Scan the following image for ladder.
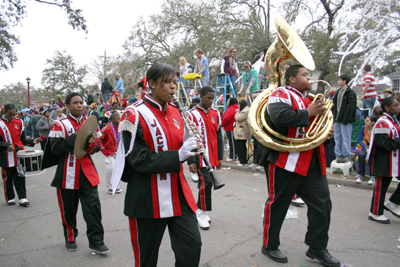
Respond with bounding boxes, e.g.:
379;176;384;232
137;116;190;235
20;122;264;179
214;74;237;111
176;81;190;106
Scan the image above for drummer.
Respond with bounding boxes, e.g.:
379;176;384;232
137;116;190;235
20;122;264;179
0;103;41;207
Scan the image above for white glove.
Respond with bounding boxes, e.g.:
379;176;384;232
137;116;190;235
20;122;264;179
179;137;198;162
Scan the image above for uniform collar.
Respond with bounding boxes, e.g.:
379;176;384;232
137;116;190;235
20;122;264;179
383;112;397;123
1;116;12;123
287;86;308;99
196;104;209;114
143;94;168;112
68;113;83;124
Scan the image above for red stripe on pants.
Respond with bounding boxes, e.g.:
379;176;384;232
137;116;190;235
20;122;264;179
263;163;276;247
198;169;206;210
129;218;140;267
2;168;7;201
56;188;74;242
373;176;382;215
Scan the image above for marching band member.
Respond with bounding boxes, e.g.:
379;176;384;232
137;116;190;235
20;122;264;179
261;65;340;266
120;63;202;266
186;86;223;230
99;112;123;194
0;104;40;206
368;97;400;224
48;92;109;253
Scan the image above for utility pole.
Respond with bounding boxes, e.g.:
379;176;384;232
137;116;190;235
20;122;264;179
99;51;111;77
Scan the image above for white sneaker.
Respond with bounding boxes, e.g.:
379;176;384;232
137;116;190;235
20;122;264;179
291;197;305;206
235;160;240;164
368;212;390;224
19;198;30;207
196;209;210;230
237;163;244;167
248;163;257;168
384;201;400;218
191;172;199;182
256;165;264;170
226;157;233;162
355;176;363;183
204;212;211;223
7;199;15;206
368;178;375;185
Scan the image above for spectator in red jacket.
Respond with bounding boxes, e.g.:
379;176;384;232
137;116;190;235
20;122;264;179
99;112;122;194
221;98;238;161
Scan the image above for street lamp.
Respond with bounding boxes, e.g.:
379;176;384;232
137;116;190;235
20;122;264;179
26;77;31;109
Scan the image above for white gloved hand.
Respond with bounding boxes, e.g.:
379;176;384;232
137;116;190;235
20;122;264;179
179;137;198;162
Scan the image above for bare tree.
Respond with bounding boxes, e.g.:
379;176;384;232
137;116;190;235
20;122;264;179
41;50;88;94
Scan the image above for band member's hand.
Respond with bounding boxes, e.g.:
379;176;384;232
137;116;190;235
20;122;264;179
33;138;42;144
179;137;198;161
361;95;365;101
88;134;96;144
327;128;334;140
7;145;14;151
189;163;197;173
307;99;325;117
216;160;222;170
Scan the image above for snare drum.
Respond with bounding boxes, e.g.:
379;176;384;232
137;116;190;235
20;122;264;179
17;150;45;176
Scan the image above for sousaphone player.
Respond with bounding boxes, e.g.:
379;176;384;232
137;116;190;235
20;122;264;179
249;17;340;267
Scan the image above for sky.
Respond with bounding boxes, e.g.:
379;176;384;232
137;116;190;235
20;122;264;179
0;0;163;89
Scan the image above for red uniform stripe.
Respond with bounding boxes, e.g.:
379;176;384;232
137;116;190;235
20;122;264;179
198;169;206;210
151;174;160;218
56;188;74;242
2;168;8;201
74;160;80;190
263;163;275;247
373;176;382;215
171;172;181;216
128;217;141;267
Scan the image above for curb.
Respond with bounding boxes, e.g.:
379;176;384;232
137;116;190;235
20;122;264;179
221;163;398;194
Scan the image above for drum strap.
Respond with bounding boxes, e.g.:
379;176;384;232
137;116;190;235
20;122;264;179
0;120;16;167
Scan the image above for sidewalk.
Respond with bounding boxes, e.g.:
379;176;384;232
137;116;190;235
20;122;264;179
221;161;399;194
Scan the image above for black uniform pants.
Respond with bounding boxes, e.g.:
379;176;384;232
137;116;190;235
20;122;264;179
4;166;26;201
56;172;104;245
197;167;212;211
263;161;332;250
128;203;201;267
370;176;400;215
235;139;248;164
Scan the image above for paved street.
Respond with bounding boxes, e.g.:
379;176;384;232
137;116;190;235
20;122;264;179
1;144;399;267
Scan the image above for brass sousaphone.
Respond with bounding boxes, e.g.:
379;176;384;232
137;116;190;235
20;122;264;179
248;16;333;153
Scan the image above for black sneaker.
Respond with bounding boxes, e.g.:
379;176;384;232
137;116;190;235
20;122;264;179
89;244;110;254
66;241;78;251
